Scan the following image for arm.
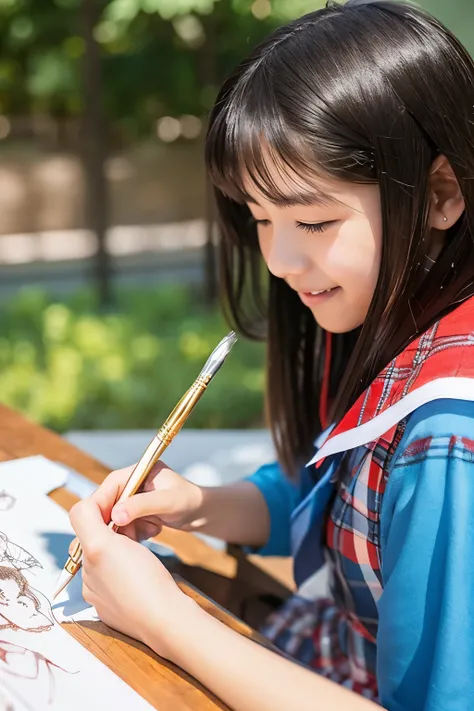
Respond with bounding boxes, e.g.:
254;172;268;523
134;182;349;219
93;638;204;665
147;597;379;711
197;462;300;555
378;399;474;711
71;494;376;711
194;480;271;547
96;460;298;552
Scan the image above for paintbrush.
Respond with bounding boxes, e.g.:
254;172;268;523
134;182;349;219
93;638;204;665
52;330;238;600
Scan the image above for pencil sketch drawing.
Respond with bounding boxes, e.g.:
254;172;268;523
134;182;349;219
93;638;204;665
0;531;76;710
0;463;154;711
0;533;41;576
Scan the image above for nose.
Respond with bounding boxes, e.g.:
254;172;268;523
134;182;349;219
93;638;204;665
265;229;311;280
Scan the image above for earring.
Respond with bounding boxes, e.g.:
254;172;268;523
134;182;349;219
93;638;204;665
443;215;448;222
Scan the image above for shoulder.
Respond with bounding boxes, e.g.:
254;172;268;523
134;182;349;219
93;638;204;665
392;398;474;469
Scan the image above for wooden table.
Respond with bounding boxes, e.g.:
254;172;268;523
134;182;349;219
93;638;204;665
0;405;294;711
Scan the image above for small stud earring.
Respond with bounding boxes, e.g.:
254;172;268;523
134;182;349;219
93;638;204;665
443;215;448;222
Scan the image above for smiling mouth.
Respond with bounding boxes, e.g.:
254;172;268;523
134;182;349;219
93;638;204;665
297;286;340;306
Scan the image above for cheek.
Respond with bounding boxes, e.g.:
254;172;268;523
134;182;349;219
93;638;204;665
328;220;381;294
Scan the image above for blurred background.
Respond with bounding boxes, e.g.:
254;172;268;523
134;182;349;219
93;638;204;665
0;0;471;477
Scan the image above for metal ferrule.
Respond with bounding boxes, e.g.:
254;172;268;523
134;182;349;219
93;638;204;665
65;556;81;575
157;379;208;444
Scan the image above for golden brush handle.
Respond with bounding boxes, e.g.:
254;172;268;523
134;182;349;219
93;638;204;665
65;377;210;574
116;376;209;503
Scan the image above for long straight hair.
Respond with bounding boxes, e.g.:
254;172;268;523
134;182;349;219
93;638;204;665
205;0;474;477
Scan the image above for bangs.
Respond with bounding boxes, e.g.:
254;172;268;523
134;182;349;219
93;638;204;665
206;71;338;208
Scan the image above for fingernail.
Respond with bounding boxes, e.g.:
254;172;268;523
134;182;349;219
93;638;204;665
112;506;129;526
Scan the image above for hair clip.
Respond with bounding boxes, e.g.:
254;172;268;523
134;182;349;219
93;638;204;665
365;150;376;173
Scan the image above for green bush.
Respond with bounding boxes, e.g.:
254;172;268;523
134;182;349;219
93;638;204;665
0;286;266;432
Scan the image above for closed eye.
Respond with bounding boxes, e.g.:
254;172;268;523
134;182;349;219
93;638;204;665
296;221;334;234
249;217;271;227
249;217;335;233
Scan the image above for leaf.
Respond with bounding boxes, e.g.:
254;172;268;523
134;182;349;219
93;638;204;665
0;531;43;571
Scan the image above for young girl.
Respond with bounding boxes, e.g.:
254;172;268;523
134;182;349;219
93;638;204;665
70;1;474;709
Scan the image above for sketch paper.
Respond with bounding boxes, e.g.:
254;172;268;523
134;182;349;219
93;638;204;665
0;456;155;711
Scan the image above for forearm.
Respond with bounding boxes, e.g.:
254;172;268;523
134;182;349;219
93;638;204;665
190;481;270;548
151;600;379;711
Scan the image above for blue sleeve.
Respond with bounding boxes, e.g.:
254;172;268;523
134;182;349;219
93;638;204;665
378;398;474;711
245;462;300;557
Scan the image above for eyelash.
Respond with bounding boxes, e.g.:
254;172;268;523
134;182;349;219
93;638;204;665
252;218;328;234
296;222;327;234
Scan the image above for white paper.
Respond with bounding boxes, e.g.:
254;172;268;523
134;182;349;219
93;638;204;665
0;456;155;710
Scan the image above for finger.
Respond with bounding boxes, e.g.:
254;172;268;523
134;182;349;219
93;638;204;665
91;467;134;523
69;499;111;557
117;522;141;542
96;462;167;524
81;581;96;607
144;460;169;488
111;489;175;527
138;521;163;542
68;537;79;556
118;522;158;541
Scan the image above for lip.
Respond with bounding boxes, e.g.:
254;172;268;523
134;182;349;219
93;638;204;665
298;287;340;307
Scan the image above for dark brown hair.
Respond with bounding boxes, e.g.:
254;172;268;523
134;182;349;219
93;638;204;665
206;0;474;477
0;565;45;631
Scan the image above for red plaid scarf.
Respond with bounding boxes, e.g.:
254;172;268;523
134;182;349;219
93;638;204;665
274;296;474;694
310;295;474;470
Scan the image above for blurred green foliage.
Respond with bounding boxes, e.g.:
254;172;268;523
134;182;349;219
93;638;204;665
0;285;266;432
0;0;471;138
0;0;326;137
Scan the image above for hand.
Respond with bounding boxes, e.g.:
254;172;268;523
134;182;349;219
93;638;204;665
83;461;204;544
69;497;195;658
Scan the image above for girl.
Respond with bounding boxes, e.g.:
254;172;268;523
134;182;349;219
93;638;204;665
70;1;474;709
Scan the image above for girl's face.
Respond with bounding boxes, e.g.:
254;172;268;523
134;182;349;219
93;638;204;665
246;171;382;333
0;578;52;632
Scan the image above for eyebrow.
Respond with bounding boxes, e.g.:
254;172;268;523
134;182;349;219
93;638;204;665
245;190;337;208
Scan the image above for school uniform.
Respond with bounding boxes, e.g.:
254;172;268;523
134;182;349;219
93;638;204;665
248;296;474;710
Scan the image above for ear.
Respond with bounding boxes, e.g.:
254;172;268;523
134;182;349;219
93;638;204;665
428;155;465;229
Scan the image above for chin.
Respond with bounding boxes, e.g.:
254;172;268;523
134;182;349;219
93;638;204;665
311;311;364;334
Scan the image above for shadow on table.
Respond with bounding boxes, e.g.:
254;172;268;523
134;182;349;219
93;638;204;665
158;553;290;633
41;530;75;570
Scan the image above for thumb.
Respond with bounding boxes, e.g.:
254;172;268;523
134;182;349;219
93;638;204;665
111;490;174;527
69;499;111;554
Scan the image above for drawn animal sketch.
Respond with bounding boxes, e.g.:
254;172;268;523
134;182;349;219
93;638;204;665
0;532;76;709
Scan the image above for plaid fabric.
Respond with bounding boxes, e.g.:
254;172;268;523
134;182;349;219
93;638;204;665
261;596;379;700
320;300;474;446
262;296;474;701
263;443;387;701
